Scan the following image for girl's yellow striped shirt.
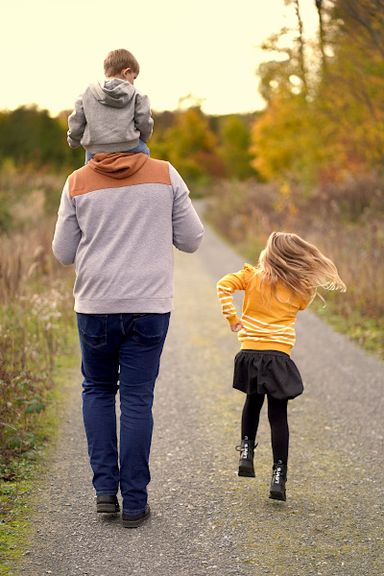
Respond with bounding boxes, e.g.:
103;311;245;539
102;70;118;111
217;264;310;355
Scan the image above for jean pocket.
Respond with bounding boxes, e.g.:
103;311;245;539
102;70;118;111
132;313;170;345
77;313;108;349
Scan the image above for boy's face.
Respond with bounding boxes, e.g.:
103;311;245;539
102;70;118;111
122;68;138;84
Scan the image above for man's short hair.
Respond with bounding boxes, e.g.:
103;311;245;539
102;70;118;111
104;49;140;77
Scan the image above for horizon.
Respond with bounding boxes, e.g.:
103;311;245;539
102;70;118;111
2;0;319;117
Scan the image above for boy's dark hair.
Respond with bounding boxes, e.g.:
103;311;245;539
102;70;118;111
104;49;140;77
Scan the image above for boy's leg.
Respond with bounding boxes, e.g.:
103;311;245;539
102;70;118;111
85;151;94;163
118;313;170;516
267;396;289;464
76;313;120;497
125;139;150;156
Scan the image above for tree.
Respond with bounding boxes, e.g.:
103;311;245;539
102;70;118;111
219;116;256;180
250;0;384;185
164;107;225;183
0;106;81;170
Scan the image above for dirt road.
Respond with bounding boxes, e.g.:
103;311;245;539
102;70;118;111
17;223;383;576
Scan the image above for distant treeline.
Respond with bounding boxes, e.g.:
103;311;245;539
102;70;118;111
0;105;258;183
1;0;383;192
0;107;83;170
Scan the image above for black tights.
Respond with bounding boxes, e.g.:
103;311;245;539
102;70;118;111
241;394;289;464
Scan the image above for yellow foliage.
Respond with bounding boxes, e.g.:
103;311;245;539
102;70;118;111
250;0;384;186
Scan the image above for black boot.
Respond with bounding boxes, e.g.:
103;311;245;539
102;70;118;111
269;460;287;501
236;437;256;477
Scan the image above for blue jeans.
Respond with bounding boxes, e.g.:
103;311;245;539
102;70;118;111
76;312;170;514
85;139;150;163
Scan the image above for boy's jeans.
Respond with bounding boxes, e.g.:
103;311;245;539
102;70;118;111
85;139;150;163
76;312;170;515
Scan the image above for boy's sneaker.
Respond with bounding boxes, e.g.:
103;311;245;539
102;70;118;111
96;495;120;513
236;437;257;477
269;460;287;501
122;505;151;528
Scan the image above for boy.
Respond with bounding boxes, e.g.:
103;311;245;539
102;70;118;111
67;48;153;161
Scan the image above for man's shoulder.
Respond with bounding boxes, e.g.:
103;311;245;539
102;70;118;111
68;164;92;197
68;157;172;198
146;157;169;170
138;157;171;184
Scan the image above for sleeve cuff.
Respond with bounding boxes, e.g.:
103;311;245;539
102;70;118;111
227;315;241;327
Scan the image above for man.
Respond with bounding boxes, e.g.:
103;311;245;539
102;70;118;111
52;152;203;528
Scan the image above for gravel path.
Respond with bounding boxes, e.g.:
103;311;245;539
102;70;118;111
17;223;383;576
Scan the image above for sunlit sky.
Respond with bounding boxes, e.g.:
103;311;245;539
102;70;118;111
2;0;318;116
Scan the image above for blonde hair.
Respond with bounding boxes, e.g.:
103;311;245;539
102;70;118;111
104;49;140;77
258;232;346;300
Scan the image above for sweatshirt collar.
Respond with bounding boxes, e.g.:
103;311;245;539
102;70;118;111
88;153;149;179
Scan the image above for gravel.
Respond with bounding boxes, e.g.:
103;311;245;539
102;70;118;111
14;221;384;576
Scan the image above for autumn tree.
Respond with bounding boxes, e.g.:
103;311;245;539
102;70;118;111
250;0;384;185
162;106;225;183
218;116;256;180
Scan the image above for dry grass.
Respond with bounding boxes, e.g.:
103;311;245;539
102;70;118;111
0;170;74;479
207;176;384;356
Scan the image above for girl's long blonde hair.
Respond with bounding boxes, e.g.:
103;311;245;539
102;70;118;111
258;232;346;300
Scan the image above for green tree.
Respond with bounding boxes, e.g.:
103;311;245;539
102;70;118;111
219;116;256;180
0;106;82;170
165;107;224;183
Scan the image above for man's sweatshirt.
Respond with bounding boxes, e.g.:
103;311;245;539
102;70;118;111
67;79;154;153
52;153;204;313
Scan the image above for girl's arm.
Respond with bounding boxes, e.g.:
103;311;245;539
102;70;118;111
216;267;249;329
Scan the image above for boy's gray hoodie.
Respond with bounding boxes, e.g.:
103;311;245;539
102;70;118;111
67;79;154;153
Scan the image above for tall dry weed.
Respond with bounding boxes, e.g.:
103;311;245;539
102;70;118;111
207;176;384;342
0;171;73;478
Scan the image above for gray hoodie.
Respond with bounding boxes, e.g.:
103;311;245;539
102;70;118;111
52;153;204;313
67;79;154;153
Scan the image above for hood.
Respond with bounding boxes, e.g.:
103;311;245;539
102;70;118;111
89;79;135;109
88;152;149;179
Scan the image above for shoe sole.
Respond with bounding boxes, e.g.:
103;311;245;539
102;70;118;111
238;465;255;478
97;503;120;513
122;509;151;528
269;490;286;501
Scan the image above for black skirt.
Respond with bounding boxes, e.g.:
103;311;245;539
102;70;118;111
233;349;304;400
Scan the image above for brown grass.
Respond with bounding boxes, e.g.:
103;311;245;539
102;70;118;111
206;176;384;355
0;170;74;479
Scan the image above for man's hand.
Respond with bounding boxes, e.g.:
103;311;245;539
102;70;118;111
231;321;244;333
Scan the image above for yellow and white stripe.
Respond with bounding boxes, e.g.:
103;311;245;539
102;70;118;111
239;315;296;347
216;265;305;354
217;284;238;320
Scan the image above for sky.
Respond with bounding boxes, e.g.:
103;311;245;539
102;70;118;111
2;0;319;116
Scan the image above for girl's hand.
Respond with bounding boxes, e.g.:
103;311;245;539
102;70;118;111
231;321;244;332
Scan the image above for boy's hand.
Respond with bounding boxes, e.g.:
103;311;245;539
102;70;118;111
231;321;244;332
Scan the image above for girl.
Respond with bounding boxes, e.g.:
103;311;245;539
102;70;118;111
216;232;346;501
